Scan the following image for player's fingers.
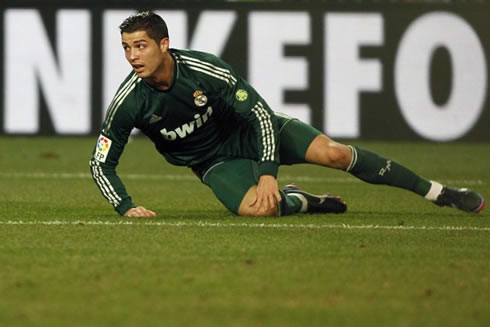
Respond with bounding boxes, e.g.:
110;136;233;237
249;195;257;207
265;193;277;213
275;191;282;203
254;195;265;212
268;195;276;211
140;207;157;217
143;209;157;217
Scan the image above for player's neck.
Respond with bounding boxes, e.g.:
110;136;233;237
145;52;175;91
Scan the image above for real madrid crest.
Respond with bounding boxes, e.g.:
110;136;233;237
193;90;208;107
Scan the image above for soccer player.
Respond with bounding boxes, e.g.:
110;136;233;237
89;11;485;217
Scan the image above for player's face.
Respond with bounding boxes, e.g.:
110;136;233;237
121;30;168;78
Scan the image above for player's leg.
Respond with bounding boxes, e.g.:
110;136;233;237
201;158;305;216
276;116;347;214
304;133;485;213
305;134;431;193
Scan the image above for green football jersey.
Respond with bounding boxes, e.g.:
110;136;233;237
90;49;280;215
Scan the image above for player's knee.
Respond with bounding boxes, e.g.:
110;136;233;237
236;186;279;217
307;135;351;169
323;144;351;169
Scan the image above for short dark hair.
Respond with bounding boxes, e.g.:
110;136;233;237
119;11;169;43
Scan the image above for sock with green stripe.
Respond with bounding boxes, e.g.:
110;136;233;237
347;145;432;197
278;190;304;216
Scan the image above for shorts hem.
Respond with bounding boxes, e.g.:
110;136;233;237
202;161;225;184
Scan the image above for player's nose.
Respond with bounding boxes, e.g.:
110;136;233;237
128;48;139;61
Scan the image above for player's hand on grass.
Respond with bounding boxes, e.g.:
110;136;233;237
124;206;157;217
250;175;282;214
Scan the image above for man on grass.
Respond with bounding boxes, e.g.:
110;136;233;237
90;11;485;217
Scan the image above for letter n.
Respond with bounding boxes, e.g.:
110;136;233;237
4;9;91;134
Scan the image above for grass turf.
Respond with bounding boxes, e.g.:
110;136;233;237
0;137;489;327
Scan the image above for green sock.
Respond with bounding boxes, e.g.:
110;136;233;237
347;146;431;196
278;190;303;216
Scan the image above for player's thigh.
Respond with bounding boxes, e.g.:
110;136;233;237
202;159;259;214
278;116;322;165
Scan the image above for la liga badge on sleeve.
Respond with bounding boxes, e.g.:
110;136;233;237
94;134;112;163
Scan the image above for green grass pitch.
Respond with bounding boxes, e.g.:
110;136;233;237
0;137;489;327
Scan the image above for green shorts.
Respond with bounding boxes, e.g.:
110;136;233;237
198;116;322;214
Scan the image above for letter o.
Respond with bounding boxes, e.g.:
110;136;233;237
394;12;487;141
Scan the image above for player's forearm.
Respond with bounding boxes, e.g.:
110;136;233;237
89;159;135;215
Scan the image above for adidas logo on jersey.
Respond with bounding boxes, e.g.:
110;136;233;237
149;114;162;124
160;106;213;141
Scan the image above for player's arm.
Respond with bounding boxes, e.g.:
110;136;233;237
218;62;282;212
89;88;156;217
89;114;135;215
220;70;280;175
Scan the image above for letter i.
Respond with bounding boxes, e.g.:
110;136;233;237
194;114;203;128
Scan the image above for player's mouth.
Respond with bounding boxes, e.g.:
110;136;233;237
132;64;145;73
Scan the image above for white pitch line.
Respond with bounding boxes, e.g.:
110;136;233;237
0;172;485;185
1;220;489;232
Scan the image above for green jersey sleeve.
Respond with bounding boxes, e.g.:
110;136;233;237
214;57;280;177
89;73;141;215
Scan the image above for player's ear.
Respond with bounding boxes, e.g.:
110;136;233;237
159;37;169;52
